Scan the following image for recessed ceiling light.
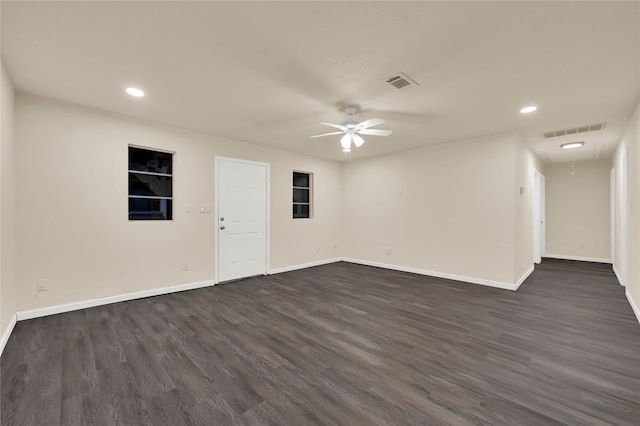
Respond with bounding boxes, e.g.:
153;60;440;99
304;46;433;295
126;87;145;97
561;142;585;149
520;106;537;114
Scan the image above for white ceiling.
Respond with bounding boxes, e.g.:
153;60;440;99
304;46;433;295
2;1;639;163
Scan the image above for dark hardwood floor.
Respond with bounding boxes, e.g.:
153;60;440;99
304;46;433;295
2;259;639;425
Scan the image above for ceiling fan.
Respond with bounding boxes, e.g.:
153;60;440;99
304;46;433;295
310;106;392;152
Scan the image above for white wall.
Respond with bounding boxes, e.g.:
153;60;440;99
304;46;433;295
613;99;640;320
341;132;537;287
11;92;545;318
545;159;611;262
14;93;343;312
1;62;17;343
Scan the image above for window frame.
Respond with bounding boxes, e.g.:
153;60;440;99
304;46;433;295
128;145;175;221
293;170;313;219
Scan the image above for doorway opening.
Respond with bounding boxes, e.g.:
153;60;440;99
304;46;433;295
620;149;628;286
610;167;615;266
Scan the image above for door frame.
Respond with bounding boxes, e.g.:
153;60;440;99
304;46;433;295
610;167;615;266
533;169;545;264
620;148;628;286
214;156;270;284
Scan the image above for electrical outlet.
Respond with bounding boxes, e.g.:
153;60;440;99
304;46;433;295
183;262;190;271
385;247;392;255
37;279;48;292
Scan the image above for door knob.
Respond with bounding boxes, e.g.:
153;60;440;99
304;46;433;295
220;217;225;221
220;226;225;230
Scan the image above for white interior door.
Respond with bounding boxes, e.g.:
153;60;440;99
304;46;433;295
621;149;628;286
533;169;546;264
216;157;269;283
610;168;615;265
540;173;546;259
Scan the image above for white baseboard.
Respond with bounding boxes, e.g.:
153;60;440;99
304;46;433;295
514;265;535;290
543;254;612;264
0;314;17;358
269;257;342;275
272;256;531;291
16;279;217;321
613;264;625;286
11;256;533;324
626;289;640;324
342;257;520;291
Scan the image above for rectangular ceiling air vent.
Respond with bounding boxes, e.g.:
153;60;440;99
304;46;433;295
386;72;419;89
542;122;606;139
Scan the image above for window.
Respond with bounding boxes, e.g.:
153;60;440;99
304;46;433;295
293;171;312;219
128;146;173;220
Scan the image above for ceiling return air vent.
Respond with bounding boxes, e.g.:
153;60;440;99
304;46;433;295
543;122;606;139
385;72;419;89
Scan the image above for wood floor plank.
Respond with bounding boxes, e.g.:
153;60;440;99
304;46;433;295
61;310;98;401
2;259;639;425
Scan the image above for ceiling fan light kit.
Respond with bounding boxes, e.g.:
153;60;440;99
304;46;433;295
340;134;351;152
310;106;392;152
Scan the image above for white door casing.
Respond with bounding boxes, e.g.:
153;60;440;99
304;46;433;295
610;168;615;266
533;169;545;264
215;157;269;283
540;173;546;260
621;148;628;286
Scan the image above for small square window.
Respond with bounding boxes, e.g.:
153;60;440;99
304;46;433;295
293;171;312;219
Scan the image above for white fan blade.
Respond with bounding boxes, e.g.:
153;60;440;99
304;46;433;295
358;128;392;136
309;131;345;139
356;117;385;129
353;134;365;147
320;122;347;131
